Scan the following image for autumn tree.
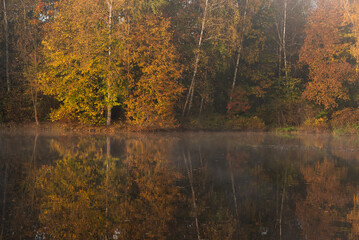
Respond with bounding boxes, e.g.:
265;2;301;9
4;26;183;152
343;0;359;108
227;0;274;116
125;15;184;128
13;0;48;125
2;0;9;92
228;0;270;106
175;0;243;116
0;0;38;121
39;0;126;124
299;0;355;110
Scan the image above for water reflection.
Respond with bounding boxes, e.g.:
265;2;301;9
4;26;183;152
0;132;359;239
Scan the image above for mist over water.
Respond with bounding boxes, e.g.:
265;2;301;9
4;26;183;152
1;131;359;239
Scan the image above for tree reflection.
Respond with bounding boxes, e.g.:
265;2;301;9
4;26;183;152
0;133;41;239
181;149;237;240
35;136;181;239
347;192;359;239
2;132;359;239
296;158;352;239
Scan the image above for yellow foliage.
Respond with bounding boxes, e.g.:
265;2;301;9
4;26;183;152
125;15;184;128
302;117;329;131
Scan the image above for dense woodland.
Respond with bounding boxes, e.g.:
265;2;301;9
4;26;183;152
0;0;358;130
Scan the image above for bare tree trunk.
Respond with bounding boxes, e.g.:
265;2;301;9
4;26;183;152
274;1;283;79
106;0;113;126
183;152;201;240
199;70;207;116
3;0;10;92
199;97;204;116
278;45;282;78
182;0;209;118
283;0;288;90
21;2;39;126
31;50;39;126
229;0;248;105
33;85;39;126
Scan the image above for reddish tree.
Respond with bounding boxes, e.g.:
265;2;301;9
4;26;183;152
227;87;250;114
299;0;354;109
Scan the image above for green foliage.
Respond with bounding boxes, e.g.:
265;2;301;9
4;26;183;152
276;126;298;133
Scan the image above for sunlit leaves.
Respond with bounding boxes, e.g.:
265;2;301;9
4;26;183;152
299;0;354;110
125;15;184;127
39;0;126;124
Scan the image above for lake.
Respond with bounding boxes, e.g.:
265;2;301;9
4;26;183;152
1;131;359;239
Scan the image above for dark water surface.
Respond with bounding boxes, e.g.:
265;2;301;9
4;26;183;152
1;131;359;239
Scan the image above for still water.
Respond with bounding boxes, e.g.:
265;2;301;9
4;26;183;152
1;131;359;240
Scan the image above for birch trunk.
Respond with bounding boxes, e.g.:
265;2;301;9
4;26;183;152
229;0;248;105
199;97;204;116
106;0;113;126
182;0;209;117
32;50;39;126
3;0;10;92
278;45;282;78
199;70;207;116
283;0;288;90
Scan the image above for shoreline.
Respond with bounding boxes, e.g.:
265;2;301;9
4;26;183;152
0;121;357;136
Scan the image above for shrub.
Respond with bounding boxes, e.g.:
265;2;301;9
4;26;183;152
185;115;266;131
276;126;298;133
301;116;329;131
187;114;226;130
330;108;359;134
226;116;266;130
3;89;33;122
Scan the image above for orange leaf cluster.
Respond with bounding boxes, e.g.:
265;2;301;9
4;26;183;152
299;0;354;109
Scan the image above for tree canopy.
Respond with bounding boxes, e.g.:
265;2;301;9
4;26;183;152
0;0;358;129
